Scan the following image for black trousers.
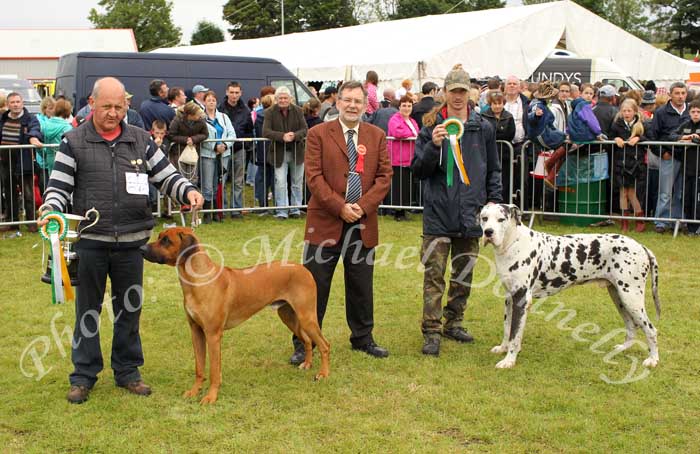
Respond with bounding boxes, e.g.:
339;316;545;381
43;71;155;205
70;243;144;387
295;222;376;348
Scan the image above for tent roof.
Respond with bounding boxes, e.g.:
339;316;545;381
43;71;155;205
155;1;688;84
0;29;138;58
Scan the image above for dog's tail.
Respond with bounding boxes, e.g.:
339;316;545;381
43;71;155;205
644;246;661;320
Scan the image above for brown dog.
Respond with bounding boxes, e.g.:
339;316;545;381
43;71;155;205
141;227;330;404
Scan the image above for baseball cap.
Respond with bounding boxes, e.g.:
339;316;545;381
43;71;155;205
444;64;471;92
598;85;617;98
192;84;209;94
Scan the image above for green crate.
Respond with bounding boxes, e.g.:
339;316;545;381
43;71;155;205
557;181;607;227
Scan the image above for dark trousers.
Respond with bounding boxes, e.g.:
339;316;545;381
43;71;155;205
296;223;376;348
685;172;700;233
254;163;275;207
70;244;144;388
0;160;34;222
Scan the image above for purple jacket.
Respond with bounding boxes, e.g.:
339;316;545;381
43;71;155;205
387;112;418;167
567;97;602;143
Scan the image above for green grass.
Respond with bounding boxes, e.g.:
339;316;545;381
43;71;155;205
1;215;699;453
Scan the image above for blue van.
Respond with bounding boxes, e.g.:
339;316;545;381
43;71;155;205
55;52;314;114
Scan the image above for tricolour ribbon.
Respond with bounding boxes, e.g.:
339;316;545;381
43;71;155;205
39;212;74;304
442;117;470;187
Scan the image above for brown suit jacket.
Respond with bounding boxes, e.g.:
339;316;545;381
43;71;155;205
304;119;392;248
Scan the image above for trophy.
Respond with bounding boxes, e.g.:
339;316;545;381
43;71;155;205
40;208;100;290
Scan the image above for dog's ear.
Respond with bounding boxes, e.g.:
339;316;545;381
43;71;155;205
509;205;522;225
177;231;199;261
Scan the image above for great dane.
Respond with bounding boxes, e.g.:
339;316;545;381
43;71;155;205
480;204;660;369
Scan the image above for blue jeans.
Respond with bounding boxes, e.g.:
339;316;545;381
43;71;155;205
274;150;304;217
200;155;230;203
655;158;683;228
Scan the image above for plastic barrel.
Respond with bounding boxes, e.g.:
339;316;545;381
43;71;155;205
557;181;607;227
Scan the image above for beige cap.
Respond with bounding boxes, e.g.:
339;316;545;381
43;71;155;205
444;64;471;92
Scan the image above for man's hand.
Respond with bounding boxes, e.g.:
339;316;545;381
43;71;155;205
187;190;204;210
432;124;447;147
283;132;295;143
29;137;43;147
340;203;361;223
350;203;364;217
186;137;194;146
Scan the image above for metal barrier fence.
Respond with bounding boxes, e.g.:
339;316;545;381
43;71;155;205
520;140;700;236
5;138;697;236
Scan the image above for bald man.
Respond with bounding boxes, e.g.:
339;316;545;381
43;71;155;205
40;77;204;404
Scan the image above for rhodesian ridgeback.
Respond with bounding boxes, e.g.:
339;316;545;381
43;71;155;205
140;227;330;404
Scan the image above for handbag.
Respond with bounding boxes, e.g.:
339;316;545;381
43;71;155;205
179;144;199;165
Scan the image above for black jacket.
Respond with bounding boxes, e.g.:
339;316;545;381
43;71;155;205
609;114;647;185
0;108;43;175
592;100;618;137
411;96;438;130
647;101;690;160
219;99;254;151
369;107;398;134
671;119;700;173
480;107;516;142
411;109;502;237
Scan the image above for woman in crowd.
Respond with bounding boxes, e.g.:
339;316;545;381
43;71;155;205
365;70;380;115
37;96;56;126
303;98;323;129
200;91;236;223
387;95;419;221
168;101;208;186
611;98;647;232
482;90;516;203
37;98;72;191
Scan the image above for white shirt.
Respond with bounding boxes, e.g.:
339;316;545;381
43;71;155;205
505;96;525;143
339;120;359;148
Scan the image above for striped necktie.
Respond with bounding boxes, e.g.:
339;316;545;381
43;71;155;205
345;129;362;203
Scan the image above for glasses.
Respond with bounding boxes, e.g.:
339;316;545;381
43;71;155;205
340;98;365;106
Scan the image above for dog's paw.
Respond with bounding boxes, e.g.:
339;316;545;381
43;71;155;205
182;388;200;398
495;358;516;369
642;357;659;368
314;371;329;381
199;393;218;405
490;345;507;354
298;361;312;370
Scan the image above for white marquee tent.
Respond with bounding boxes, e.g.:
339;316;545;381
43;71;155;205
155;1;690;87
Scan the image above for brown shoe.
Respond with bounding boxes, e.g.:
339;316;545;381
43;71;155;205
66;385;91;404
118;380;152;396
635;212;646;232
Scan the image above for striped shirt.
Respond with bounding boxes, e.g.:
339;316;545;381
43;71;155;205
1;118;21;145
44;126;195;242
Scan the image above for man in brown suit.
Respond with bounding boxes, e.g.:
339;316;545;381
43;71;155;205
289;81;392;364
262;86;308;219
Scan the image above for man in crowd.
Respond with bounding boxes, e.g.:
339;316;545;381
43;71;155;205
139;79;174;130
167;86;187;110
319;86;337;121
0;92;43;231
40;77;203;404
593;84;618;137
411;64;502;356
295;80;392;364
262;86;308;219
219;81;254;219
379;87;396;108
191;84;209;111
411;82;439;129
503;75;529;207
647;81;689;233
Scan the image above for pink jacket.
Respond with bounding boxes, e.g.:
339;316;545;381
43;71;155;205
387;112;419;167
366;83;379;114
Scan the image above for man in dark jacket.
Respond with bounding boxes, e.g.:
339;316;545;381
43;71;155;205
411;64;502;356
262;86;308;219
592;85;618;137
0;92;43;231
139;79;174;130
220;81;254;218
411;82;439;129
647;81;689;232
40;77;203;404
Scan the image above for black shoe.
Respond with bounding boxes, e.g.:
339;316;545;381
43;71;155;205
654;225;666;234
289;213;300;219
289;346;306;366
422;337;440;356
66;385;91;404
352;341;389;358
443;327;474;343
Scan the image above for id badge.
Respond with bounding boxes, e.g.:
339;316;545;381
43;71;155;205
125;172;149;195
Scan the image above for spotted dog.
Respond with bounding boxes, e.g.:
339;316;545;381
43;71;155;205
480;204;661;369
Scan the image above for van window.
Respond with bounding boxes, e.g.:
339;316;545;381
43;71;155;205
294;81;312;105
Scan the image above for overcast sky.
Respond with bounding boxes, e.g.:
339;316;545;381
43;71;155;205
2;0;522;48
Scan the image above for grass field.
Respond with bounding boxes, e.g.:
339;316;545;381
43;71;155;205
1;214;699;453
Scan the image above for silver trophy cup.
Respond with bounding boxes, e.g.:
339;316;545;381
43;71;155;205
41;208;100;286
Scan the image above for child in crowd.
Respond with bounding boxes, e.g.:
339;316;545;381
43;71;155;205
611;99;647;232
567;83;605;144
672;100;700;234
150;120;173;217
640;90;656;120
528;81;567;188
